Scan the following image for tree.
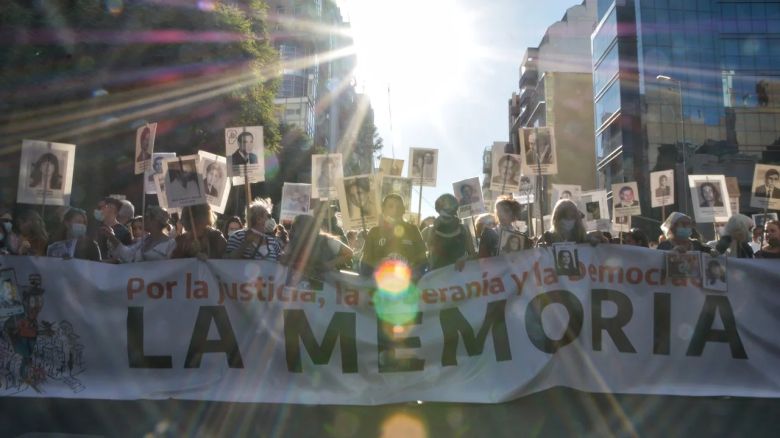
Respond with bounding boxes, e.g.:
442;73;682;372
0;1;280;206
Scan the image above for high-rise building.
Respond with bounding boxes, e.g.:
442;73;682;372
508;0;598;215
269;0;324;138
591;0;780;229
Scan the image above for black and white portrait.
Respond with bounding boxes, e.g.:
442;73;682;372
552;184;581;204
145;152;176;195
499;229;527;255
17;140;75;206
134;123;157;175
163;155;207;208
650;169;674;208
490;150;522;193
280;183;312;223
339;174;378;229
702;256;727;292
453;177;486;218
520;127;557;176
689;175;731;223
408;148;438;187
225;126;264;184
381;176;413;212
312;153;344;199
197;151;229;214
553;243;580;276
750;164;780;210
612;182;642;217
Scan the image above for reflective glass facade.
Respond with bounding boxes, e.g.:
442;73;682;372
592;0;780;226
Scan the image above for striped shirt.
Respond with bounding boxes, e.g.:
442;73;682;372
225;229;282;260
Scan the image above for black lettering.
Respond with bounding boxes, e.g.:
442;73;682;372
591;289;636;353
127;307;172;368
526;290;583;353
185;306;244;368
377;313;425;372
687;295;747;359
284;310;358;373
440;300;511;366
653;293;671;355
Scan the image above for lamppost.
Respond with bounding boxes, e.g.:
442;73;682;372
657;74;688;215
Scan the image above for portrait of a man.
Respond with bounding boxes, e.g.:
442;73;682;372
231;131;258;166
656;174;671;197
203;162;223;198
755;168;780;199
616;186;639;208
136;127;152;163
698;182;724;207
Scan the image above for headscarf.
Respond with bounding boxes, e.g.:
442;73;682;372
660;212;691;237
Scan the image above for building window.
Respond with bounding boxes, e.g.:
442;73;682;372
594;44;619;96
592;7;618;63
595;80;621;130
596;119;622;164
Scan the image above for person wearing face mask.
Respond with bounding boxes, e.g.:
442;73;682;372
539;199;592;246
47;208;101;260
360;194;427;279
172;204;227;259
755;220;780;259
95;197;132;261
478;196;530;257
426;194;476;271
107;206;175;262
225;198;282;260
657;212;711;253
714;214;754;258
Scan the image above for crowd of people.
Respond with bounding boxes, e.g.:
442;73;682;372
0;192;778;287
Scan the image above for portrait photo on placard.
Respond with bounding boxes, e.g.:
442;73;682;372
145;152;175;194
134;123;157;175
408;147;438;186
612;214;631;233
551;184;581;204
666;252;701;279
225;126;264;184
379;157;404;176
702;255;727;292
17;140;76;206
580;190;608;230
197;151;229;214
339;175;379;229
499;229;528;255
163;155;206;208
490;150;522;193
520;127;557;175
312;153;343;199
750;163;780;210
650;169;675;208
611;182;641;217
452;177;486;218
689;175;731;223
752;212;778;229
280;183;312;223
380;176;413;212
553;243;580;276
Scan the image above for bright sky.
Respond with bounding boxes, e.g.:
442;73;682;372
337;0;587;218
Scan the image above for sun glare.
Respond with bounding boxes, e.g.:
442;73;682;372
343;0;479;115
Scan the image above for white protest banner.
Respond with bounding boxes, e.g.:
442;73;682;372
1;247;777;405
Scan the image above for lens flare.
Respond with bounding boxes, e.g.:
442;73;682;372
373;259;419;325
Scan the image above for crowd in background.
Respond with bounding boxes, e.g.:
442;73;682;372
0;192;778;287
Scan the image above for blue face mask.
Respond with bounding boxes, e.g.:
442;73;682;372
675;227;692;239
93;209;104;222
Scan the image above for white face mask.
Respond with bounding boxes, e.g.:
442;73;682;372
561;219;576;232
70;223;87;238
264;217;277;233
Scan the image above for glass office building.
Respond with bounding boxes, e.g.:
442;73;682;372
592;0;780;226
